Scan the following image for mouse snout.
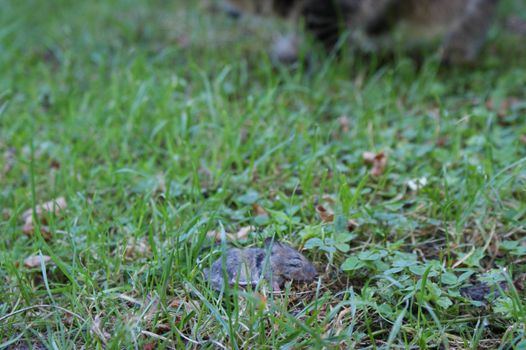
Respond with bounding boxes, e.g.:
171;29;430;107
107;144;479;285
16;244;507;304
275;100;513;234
306;263;317;280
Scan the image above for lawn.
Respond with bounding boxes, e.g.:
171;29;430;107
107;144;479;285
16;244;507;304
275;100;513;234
1;0;525;349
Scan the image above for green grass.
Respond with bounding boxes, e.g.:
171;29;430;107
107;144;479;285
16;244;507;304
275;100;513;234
1;0;526;348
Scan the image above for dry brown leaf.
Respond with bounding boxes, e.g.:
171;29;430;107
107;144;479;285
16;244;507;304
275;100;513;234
486;96;521;119
22;221;34;235
2;147;16;175
168;298;198;314
2;208;12;220
232;226;254;240
206;230;223;241
514;273;525;292
125;237;151;259
22;197;67;222
207;226;255;241
22;222;52;241
156;323;171;333
321;194;336;206
91;315;109;345
21;197;66;240
144;295;161;323
168;299;181;308
316;204;357;231
362;151;376;163
335;307;352;335
436;136;448;147
50;159;61;170
62;312;74;326
144;342;157;350
252;203;269;217
338;116;350;133
316;205;334;223
24;255;52;268
363;151;387;177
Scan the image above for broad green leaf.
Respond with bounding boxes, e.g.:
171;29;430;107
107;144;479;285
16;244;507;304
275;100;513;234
436;296;453;309
237;190;259;205
358;250;387;261
342;256;365;271
441;272;458;285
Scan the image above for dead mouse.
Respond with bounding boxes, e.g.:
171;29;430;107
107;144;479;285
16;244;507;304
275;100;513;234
204;238;317;292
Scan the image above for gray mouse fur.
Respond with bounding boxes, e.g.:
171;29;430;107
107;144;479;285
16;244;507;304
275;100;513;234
224;0;500;65
204;238;317;291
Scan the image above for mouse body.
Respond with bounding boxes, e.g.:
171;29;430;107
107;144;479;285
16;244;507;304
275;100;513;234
205;239;317;292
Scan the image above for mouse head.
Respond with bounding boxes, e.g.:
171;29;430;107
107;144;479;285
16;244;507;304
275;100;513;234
265;238;317;281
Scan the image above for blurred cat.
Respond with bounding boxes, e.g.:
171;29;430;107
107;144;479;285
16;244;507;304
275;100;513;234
223;0;500;64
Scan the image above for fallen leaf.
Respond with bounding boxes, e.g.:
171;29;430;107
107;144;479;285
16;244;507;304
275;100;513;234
436;136;448;147
125;237;151;259
363;151;387;177
144;295;160;322
22;197;67;222
321;194;336;206
232;226;253;240
486;96;521;119
50;159;60;170
338;116;350;133
168;298;196;314
144;342;157;350
24;255;52;268
316;205;334;223
207;226;255;241
22;222;52;240
316;195;358;231
514;273;525;292
156;323;171;333
21;221;33;234
362;151;376;163
206;230;223;240
63;312;74;326
168;299;181;308
2;208;12;220
21;197;67;240
2;147;16;175
91;315;109;345
335;307;352;335
252;203;268;217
